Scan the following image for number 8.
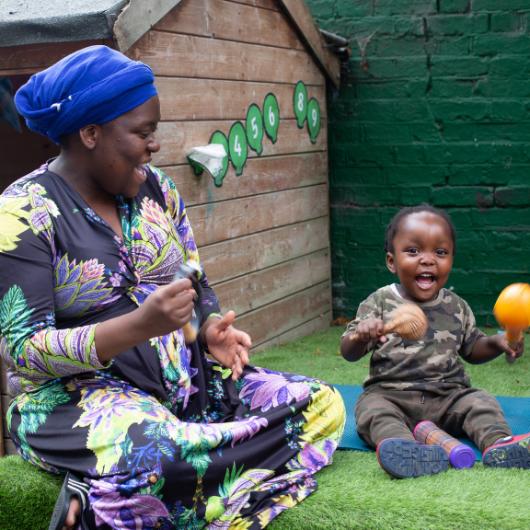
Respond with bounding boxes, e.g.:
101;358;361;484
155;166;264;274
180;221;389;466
297;93;304;112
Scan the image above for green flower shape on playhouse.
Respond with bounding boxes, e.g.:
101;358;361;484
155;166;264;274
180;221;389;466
307;97;321;144
263;93;280;143
246;104;264;155
228;122;248;176
187;136;229;188
293;81;308;128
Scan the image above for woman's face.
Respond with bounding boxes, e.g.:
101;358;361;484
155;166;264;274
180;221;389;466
93;95;161;198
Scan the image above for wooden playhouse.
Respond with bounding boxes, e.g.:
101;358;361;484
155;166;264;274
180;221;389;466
0;0;344;455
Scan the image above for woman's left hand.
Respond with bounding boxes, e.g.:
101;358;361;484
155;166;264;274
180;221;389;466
202;310;252;380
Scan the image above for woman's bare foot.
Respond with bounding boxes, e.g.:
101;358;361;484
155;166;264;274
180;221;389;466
61;497;80;530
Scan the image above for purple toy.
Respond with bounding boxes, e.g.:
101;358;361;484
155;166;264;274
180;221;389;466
413;420;475;469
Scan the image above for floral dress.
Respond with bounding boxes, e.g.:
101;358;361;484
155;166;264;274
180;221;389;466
0;163;345;529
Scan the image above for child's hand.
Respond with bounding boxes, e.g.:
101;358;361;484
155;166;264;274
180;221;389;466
350;317;387;343
491;333;524;363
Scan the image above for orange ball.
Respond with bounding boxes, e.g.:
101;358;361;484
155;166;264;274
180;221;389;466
493;283;530;329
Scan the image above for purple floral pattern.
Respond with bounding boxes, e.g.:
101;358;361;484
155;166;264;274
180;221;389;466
54;254;115;316
239;367;313;412
89;470;169;530
1;164;345;529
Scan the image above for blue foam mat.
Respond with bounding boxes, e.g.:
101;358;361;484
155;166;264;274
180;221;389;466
335;384;530;460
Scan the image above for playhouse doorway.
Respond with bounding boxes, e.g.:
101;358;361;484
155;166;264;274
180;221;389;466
0;75;59;191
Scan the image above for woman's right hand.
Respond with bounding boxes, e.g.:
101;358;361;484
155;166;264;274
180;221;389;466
95;279;196;363
136;278;196;338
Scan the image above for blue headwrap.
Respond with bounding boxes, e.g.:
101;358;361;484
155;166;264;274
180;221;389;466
15;45;158;144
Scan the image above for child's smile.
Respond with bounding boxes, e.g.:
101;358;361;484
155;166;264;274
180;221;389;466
416;272;436;290
386;212;454;302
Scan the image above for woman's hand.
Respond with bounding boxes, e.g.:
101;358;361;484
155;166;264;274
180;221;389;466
202;311;252;380
95;279;198;364
136;279;196;338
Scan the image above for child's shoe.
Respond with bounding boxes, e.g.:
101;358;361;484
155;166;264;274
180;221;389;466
376;438;449;479
482;433;530;469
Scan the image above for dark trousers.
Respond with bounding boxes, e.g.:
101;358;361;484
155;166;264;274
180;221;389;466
355;386;511;452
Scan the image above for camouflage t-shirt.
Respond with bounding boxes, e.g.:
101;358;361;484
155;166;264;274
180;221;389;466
344;284;485;392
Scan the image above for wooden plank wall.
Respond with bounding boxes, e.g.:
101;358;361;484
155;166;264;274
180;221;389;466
1;364;14;455
130;0;332;350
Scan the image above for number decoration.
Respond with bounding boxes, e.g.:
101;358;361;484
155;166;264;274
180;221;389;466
263;93;280;143
307;97;321;144
246;104;264;155
208;131;230;187
293;81;308;128
228;121;248;176
186;142;228;187
189;84;320;185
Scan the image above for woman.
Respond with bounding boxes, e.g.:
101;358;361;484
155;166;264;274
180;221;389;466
0;45;345;529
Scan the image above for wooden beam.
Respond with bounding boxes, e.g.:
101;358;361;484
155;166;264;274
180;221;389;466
278;0;340;88
214;250;330;316
253;311;331;352
229;0;278;9
153;118;327;167
155;0;302;50
131;30;323;84
236;281;330;347
156;77;325;121
163;151;328;207
0;40;111;76
188;184;328;246
199;217;329;283
3;438;16;456
114;0;183;52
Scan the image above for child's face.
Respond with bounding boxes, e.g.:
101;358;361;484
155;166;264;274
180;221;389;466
386;211;454;302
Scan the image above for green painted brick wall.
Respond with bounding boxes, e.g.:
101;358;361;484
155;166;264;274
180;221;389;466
307;0;530;325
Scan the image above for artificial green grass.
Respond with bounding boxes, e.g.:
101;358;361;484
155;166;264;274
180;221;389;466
256;326;530;530
0;455;61;530
0;326;529;530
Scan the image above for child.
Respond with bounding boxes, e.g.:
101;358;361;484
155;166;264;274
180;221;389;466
341;204;530;479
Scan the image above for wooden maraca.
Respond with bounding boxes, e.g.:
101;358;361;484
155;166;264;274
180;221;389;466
350;303;428;341
173;260;202;343
493;282;530;362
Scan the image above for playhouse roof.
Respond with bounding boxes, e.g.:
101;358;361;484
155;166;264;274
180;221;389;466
0;0;181;53
0;0;130;47
0;0;341;87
